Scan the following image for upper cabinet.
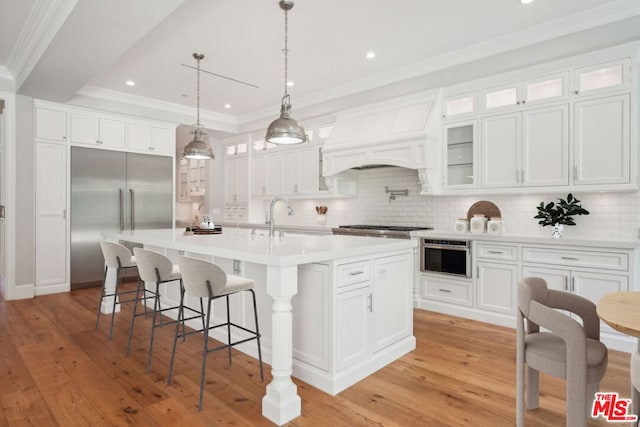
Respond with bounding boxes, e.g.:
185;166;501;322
481;72;568;114
439;49;636;195
35;107;67;143
70;113;126;149
573;59;631;98
127;123;175;155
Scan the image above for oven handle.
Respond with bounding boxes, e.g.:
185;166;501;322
422;244;469;251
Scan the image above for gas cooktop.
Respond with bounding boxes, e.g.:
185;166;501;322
332;225;433;239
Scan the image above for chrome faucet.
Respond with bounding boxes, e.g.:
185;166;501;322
268;197;294;236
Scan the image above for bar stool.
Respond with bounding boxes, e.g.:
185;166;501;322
97;241;141;340
168;255;264;410
130;247;184;372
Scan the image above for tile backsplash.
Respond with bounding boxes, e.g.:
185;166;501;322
266;166;639;240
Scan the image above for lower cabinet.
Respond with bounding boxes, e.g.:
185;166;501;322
336;284;371;371
476;261;518;315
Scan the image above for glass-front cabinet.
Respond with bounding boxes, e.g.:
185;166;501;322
573;58;631;97
443;120;477;189
442;92;477;121
482;72;568;114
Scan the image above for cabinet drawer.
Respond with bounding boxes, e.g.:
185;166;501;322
476;243;518;262
337;260;371;287
422;275;472;307
522;247;628;271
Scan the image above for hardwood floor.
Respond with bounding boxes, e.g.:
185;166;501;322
0;286;633;426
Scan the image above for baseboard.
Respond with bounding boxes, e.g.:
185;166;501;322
34;282;70;296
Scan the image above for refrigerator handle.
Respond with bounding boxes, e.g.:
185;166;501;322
119;189;124;231
130;189;135;231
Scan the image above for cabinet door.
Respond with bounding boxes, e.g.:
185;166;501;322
482;83;521;113
571;271;628;306
292;264;329;370
35;142;67;292
442;92;477;120
281;150;298;194
522;73;568;106
574;94;630;185
476;262;518;314
70;113;99;146
235;156;249;202
99;118;126;149
481;113;521;188
522;104;569;187
127;123;152;152
443;120;477;189
521;266;569;292
336;285;370;371
265;153;283;195
573;59;631;97
224;157;238;202
251;155;267;196
297;147;320;194
35;107;67;142
372;253;413;352
151;127;175;155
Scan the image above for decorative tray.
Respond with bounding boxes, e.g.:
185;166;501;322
466;201;502;220
191;226;222;235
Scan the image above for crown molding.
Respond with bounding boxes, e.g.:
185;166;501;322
0;67;15;91
239;0;640;125
76;85;239;127
6;0;78;90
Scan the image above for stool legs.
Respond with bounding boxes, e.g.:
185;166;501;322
95;265;109;330
146;282;162;372
126;278;145;356
167;286;186;385
108;267;122;340
226;295;232;366
250;289;265;382
199;297;214;410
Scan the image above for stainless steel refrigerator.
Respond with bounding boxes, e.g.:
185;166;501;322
70;147;173;289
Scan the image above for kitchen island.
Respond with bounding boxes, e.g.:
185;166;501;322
102;228;417;426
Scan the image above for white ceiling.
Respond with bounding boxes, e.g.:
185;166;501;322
2;0;640;125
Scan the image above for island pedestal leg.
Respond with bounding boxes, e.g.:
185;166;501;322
262;265;301;426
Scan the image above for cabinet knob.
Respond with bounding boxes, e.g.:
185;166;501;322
97;140;103;144
574;90;579;95
517;101;521;105
521;100;526;104
63;136;67;141
442;114;446;118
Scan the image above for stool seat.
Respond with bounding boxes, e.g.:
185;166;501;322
220;275;254;296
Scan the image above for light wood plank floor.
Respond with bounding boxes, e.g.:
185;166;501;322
0;286;633;426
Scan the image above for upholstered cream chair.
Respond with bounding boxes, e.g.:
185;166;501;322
516;277;608;427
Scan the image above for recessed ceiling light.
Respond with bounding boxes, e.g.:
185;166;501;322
520;0;534;4
224;104;231;109
125;80;136;86
366;51;376;59
286;81;294;87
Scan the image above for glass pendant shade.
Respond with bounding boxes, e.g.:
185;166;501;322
265;102;307;144
184;127;214;159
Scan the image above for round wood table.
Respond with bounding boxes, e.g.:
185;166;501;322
597;291;640;341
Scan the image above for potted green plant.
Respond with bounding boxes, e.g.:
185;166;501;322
534;193;590;238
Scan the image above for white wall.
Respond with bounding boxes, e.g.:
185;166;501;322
266;167;639;240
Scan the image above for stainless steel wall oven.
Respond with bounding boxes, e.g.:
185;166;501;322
420;239;471;278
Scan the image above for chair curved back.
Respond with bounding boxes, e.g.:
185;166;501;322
133;247;174;282
178;256;227;298
100;241;134;268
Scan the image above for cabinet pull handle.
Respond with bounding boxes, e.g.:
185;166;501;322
97;140;103;144
521;170;524;183
573;166;578;180
488;251;503;255
477;266;480;278
561;256;579;261
516;169;520;183
349;271;364;276
130;189;135;230
563;276;568;291
438;288;452;293
63;135;67;141
571;277;575;292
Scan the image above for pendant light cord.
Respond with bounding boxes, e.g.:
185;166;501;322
283;8;289;101
196;56;201;126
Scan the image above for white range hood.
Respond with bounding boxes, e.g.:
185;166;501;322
322;90;441;187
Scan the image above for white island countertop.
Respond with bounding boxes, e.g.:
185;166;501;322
103;227;416;267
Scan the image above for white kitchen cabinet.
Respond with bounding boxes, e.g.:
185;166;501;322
70;113;126;149
251;154;267;197
127;123;175;155
265;152;283;196
292;263;330;370
482;72;568;114
421;274;473;307
281;146;321;195
442;92;478;121
443;120;477;189
476;261;518;315
35;107;67;142
573;58;631;98
371;253;413;352
224;155;248;202
35;142;67;294
481;104;568;188
336;284;371;371
573;94;630;185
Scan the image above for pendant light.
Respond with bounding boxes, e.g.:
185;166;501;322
183;53;214;160
265;0;307;145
